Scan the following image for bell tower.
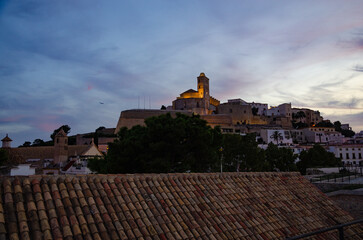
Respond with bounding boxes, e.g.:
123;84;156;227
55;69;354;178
197;72;210;113
54;129;68;164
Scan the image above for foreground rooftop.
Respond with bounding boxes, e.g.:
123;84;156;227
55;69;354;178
0;172;362;240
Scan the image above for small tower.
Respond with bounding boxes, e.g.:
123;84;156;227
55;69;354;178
54;129;68;164
1;134;12;148
197;72;210;113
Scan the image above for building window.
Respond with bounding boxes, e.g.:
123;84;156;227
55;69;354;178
230;109;232;113
340;153;343;159
353;153;356;159
359;153;362;159
346;153;349;159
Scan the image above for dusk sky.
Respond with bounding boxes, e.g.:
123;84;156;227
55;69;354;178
1;1;363;146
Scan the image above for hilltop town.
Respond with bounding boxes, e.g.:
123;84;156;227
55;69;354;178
1;73;362;176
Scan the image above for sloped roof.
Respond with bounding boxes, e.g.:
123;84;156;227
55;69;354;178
6;147;54;164
6;145;93;164
55;129;67;137
1;134;12;142
182;89;197;94
0;173;361;240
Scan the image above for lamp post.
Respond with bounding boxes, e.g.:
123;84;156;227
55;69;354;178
219;147;224;173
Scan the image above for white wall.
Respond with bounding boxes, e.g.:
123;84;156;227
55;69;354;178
261;129;293;145
10;164;36;176
329;145;363;166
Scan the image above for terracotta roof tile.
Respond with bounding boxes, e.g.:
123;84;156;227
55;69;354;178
0;173;362;239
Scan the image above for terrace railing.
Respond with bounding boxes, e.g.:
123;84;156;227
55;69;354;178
286;219;363;240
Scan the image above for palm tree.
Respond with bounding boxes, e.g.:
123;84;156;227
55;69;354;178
270;131;283;145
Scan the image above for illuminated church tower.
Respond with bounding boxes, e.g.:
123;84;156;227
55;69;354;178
197;73;210;112
172;73;219;115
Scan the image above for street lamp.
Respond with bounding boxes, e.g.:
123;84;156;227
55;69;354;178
219;147;224;173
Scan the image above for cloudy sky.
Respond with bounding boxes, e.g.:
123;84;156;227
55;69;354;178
1;0;363;146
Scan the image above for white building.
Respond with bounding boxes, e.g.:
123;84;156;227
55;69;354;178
328;145;363;166
266;103;292;120
302;127;343;144
290;130;304;143
248;102;268;116
260;129;293;145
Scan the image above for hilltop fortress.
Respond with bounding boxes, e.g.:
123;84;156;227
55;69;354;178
115;73;320;134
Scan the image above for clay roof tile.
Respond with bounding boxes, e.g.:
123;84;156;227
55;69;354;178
0;173;361;239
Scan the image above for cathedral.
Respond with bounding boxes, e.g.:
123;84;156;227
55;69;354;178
172;73;220;115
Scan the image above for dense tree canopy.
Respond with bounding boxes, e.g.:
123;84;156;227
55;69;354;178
50;125;71;140
19;141;31;147
89;114;342;175
297;144;341;174
0;149;8;166
32;139;45;146
221;133;265;172
333;121;355;137
91;113;222;173
265;143;297;172
315;121;334;128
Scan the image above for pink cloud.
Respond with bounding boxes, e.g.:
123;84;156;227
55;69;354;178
87;84;93;91
0;115;25;123
35;122;61;132
32;115;63;132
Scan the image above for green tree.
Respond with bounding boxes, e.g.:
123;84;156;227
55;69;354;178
50;125;71;140
270;131;283;145
334;121;342;131
86;157;106;173
297;144;341;174
221;133;265;172
341;129;355;137
292;121;308;129
19;141;31;147
0;149;8;166
91;113;222;174
93;126;106;146
293;111;306;122
334;121;355;137
315;121;334;128
32;139;45;146
265;143;297;172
